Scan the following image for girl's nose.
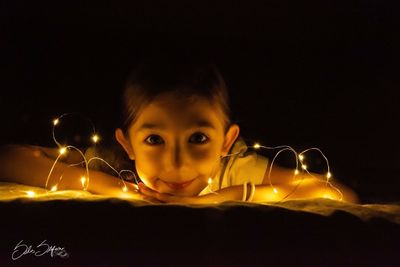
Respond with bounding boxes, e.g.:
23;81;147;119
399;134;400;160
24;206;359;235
166;143;184;170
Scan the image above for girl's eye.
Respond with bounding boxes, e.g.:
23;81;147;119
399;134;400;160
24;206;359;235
189;133;209;144
144;133;209;146
144;135;164;145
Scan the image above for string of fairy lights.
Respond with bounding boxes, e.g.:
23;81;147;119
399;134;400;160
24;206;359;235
24;113;343;202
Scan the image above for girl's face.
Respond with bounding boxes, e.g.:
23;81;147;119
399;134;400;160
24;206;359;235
115;93;240;197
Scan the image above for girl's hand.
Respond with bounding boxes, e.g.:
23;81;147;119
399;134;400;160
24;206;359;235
120;182;163;203
138;182;225;204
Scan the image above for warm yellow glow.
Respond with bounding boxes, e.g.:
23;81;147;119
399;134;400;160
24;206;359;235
327;172;332;179
53;119;59;126
301;164;307;170
26;191;36;197
122;186;128;192
322;193;335;200
119;192;134;199
291;177;317;185
299;154;304;161
294;169;299;175
208;177;212;184
51;185;58;192
80;176;86;188
261;188;281;202
59;147;67;155
253;143;261;149
92;134;99;143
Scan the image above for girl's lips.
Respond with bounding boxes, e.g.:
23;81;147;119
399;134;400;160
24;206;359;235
162;179;195;190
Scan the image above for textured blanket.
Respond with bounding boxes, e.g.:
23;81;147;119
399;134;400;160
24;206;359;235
1;182;399;266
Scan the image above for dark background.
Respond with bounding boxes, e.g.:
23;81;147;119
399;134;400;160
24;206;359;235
1;1;398;203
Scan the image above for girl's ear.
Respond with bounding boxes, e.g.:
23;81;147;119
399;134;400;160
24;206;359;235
221;123;240;157
115;128;135;160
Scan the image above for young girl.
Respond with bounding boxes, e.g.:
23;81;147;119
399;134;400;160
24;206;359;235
0;62;360;204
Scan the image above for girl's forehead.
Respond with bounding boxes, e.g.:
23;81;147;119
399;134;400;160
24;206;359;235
149;94;216;113
131;95;225;131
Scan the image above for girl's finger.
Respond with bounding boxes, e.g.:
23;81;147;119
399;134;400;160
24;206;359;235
135;190;163;203
137;182;182;202
138;183;154;195
143;196;163;203
138;182;156;192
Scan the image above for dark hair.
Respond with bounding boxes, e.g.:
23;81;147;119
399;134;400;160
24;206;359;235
120;62;232;136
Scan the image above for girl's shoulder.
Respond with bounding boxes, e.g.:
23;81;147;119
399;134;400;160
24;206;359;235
199;137;269;195
227;137;269;186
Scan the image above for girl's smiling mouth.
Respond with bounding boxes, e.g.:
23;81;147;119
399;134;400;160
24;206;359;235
161;178;196;190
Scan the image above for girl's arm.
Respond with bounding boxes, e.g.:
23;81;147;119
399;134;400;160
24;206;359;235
0;144;158;201
138;165;361;204
259;165;360;203
192;165;360;204
208;152;360;204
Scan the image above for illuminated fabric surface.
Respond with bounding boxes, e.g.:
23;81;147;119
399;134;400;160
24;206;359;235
1;182;399;224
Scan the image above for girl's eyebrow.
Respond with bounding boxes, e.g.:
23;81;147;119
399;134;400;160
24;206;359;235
137;120;216;132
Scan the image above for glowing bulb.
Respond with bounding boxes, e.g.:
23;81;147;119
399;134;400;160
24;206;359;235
253;143;261;149
80;176;86;188
273;188;278;194
301;164;307;170
294;169;299;175
92;134;99;143
327;172;332;179
208;177;212;184
53;119;59;126
122;186;128;192
299;154;304;161
51;185;58;192
26;191;36;198
59;147;67;155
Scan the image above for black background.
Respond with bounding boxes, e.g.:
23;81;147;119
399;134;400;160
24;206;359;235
1;1;399;203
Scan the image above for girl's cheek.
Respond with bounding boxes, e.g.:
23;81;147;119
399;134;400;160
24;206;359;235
136;163;160;190
192;147;221;163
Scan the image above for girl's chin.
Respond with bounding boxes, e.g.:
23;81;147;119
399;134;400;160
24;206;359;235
155;178;205;196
